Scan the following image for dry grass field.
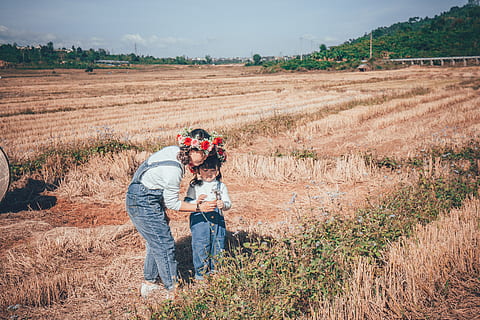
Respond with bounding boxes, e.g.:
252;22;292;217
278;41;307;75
0;64;479;319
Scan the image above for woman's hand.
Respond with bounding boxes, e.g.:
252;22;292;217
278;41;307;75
198;200;216;212
216;200;224;209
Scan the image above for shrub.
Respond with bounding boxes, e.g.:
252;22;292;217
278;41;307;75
152;141;480;319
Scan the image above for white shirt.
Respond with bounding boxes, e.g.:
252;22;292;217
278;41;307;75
140;145;184;210
185;180;232;211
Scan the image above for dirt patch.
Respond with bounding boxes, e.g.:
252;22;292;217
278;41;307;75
46;198;129;227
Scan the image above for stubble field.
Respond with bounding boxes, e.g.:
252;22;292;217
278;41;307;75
0;64;479;319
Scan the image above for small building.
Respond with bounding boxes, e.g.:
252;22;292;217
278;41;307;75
357;64;371;72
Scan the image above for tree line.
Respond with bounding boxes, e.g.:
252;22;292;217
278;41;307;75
0;42;242;68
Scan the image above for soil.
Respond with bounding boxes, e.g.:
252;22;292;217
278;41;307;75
1;182;479;319
1;65;479;319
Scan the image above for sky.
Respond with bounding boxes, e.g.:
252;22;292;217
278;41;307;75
0;0;468;58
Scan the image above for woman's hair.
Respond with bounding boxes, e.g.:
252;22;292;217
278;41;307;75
176;128;211;165
189;155;222;187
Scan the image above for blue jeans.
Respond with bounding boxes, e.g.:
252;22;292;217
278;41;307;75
126;182;177;290
190;210;226;280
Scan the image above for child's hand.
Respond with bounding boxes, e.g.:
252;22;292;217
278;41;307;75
216;200;224;209
198;194;207;202
200;200;217;212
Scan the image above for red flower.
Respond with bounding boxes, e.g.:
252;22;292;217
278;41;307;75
218;148;224;155
213;137;223;145
201;140;210;150
184;137;192;146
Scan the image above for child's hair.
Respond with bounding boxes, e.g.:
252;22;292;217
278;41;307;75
189;155;222;186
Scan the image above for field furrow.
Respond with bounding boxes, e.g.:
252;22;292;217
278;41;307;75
0;65;479;320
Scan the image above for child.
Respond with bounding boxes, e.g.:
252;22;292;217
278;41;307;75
185;155;231;280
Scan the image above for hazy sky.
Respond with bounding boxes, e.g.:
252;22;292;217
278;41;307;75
0;0;468;58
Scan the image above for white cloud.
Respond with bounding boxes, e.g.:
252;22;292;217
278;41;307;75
121;33;200;49
122;33;147;45
0;25;58;45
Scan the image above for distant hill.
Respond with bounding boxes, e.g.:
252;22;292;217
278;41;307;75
322;3;480;60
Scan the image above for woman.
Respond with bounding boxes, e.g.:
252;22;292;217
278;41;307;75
126;128;225;299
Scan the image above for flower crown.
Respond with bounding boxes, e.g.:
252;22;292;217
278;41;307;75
176;128;227;163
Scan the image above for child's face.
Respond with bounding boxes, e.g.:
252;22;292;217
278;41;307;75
199;167;218;182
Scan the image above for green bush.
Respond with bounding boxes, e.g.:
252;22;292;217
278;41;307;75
152;141;479;319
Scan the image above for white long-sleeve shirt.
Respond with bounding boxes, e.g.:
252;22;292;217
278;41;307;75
140;145;184;210
185;180;231;211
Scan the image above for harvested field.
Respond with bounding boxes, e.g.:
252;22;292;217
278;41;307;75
0;64;479;319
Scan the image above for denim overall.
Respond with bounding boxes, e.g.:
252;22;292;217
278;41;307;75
126;159;183;290
189;181;226;280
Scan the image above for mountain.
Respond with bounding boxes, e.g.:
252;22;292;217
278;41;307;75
325;3;480;60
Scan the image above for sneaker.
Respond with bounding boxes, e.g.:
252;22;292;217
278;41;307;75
140;282;161;298
194;274;205;281
165;288;176;301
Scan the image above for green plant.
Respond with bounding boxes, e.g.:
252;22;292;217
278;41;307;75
9;139;141;184
151;141;479;319
376;156;400;169
291;149;318;160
